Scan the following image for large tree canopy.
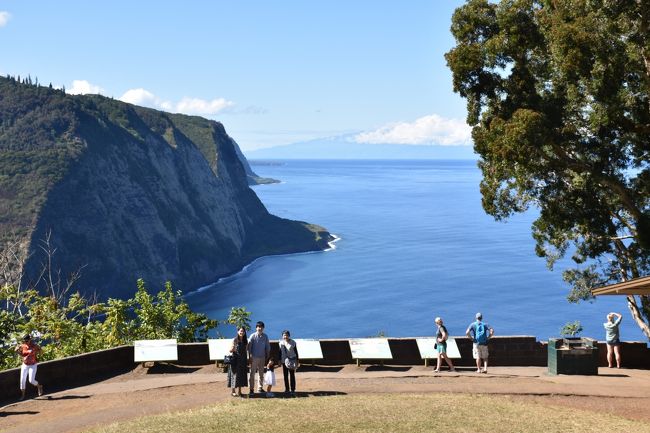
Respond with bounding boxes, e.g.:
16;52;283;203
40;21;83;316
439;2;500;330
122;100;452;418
446;0;650;337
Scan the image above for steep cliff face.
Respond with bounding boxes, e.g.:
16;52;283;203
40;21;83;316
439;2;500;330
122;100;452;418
0;77;330;299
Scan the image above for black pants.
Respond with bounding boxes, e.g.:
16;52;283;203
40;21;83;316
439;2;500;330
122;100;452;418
282;364;296;392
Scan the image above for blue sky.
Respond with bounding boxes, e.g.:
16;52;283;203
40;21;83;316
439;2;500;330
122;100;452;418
0;1;471;151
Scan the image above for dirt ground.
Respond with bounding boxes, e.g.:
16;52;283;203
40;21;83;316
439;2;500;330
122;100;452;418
1;365;650;433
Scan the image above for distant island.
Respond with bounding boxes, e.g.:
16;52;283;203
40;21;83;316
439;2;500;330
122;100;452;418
0;76;331;299
244;136;478;160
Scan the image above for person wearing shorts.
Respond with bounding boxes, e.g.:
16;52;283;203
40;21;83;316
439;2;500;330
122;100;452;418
434;317;455;373
604;312;622;368
466;312;494;373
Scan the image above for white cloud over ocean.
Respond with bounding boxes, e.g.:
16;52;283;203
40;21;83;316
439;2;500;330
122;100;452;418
0;11;11;27
354;114;472;146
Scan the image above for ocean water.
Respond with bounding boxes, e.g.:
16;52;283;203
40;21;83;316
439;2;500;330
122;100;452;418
186;160;645;342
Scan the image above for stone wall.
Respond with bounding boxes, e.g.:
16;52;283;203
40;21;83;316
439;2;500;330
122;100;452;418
1;337;647;403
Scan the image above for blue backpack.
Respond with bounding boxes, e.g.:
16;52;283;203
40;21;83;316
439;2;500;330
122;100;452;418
474;322;489;344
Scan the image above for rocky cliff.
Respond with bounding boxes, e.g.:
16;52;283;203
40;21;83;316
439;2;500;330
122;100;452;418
0;76;331;299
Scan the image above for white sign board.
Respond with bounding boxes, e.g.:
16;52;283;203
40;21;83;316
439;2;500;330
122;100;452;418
134;339;178;362
349;338;392;360
294;339;323;360
208;338;234;361
416;338;461;359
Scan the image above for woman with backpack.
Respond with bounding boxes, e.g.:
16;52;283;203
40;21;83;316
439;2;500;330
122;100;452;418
433;317;455;373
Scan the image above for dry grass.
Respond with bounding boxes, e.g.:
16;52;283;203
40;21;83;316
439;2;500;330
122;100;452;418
87;393;650;433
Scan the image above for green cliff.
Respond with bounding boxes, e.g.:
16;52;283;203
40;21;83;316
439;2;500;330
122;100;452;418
0;76;331;299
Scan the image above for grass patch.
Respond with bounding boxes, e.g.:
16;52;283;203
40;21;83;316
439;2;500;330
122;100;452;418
86;393;650;433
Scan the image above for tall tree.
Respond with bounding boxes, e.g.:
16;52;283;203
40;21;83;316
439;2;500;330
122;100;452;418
446;0;650;337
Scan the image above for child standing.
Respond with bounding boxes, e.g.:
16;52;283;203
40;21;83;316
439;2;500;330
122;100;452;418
264;358;276;397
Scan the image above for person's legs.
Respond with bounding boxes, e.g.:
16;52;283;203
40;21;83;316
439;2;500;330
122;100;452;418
442;353;455;370
613;344;621;368
28;365;42;396
289;369;296;392
607;344;614;368
256;361;265;392
435;353;442;372
19;364;28;400
250;358;263;393
282;364;290;392
473;344;481;372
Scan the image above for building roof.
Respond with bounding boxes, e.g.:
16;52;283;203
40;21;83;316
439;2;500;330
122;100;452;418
591;276;650;296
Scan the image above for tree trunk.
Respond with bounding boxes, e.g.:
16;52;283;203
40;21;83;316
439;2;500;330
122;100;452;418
626;295;650;339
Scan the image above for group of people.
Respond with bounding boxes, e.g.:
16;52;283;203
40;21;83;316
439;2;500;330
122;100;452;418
227;321;299;398
434;312;494;373
10;312;626;401
434;311;625;373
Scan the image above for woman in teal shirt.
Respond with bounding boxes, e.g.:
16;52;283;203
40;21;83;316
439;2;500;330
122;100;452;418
604;312;622;368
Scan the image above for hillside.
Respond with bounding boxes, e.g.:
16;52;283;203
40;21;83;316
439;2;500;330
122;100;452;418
0;76;331;299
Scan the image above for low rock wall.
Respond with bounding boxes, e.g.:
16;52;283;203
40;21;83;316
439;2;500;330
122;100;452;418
1;336;647;403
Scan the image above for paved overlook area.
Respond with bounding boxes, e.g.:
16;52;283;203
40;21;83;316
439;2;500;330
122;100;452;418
2;365;650;432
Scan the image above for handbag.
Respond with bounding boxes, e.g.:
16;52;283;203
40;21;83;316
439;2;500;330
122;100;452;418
284;357;298;370
224;353;238;367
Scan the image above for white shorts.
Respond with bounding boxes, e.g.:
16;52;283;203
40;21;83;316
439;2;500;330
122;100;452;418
473;344;489;360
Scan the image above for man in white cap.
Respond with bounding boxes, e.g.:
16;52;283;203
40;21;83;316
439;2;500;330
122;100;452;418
466;312;494;373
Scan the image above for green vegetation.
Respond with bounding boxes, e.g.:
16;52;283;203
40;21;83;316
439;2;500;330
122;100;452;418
0;278;219;370
446;1;650;337
560;320;583;338
86;393;650;433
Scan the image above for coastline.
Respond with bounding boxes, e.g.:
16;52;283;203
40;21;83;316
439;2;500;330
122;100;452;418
183;232;340;298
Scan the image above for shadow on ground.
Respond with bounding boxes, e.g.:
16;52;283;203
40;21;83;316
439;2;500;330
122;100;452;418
297;365;344;373
0;410;39;417
247;391;346;399
41;395;91;401
364;366;412;372
145;364;201;374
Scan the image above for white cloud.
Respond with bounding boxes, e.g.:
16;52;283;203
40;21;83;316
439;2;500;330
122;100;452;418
354;114;472;146
175;97;234;115
119;88;158;106
67;80;105;95
119;88;234;115
0;11;11;27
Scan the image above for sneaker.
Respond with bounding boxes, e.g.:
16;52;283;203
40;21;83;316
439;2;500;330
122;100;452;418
37;385;43;397
266;392;275;398
249;388;255;395
433;369;440;373
449;368;456;372
476;368;482;373
481;370;488;374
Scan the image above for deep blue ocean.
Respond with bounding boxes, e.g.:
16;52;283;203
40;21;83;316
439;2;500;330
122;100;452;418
186;159;644;342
